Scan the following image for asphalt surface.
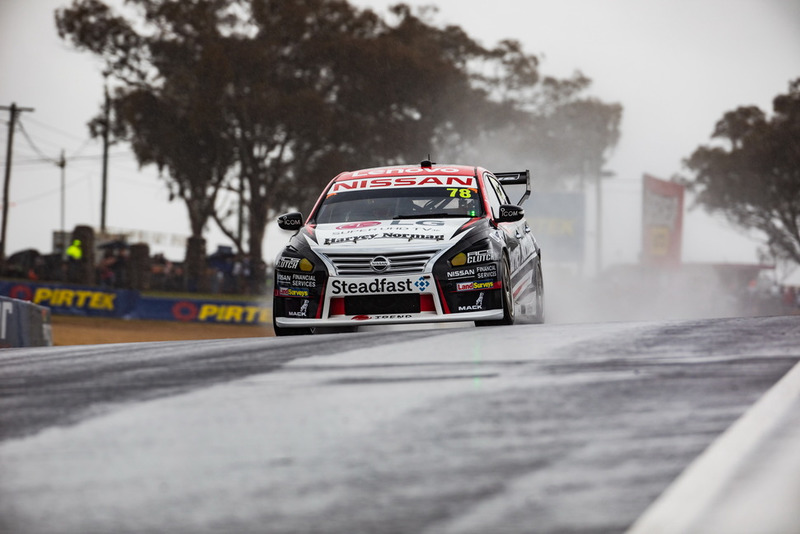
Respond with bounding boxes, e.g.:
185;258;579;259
0;315;798;534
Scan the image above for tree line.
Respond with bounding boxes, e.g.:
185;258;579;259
684;78;800;267
56;0;622;287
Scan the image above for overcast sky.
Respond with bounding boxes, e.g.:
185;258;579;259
1;0;798;268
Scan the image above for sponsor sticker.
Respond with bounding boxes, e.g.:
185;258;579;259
456;279;498;292
351;314;413;321
336;221;382;230
458;292;485;311
276;287;311;298
276;256;301;270
466;250;493;264
290;273;317;288
476;264;498;277
446;268;476;279
329;276;431;295
288;299;311;317
330;175;477;194
323;232;444;245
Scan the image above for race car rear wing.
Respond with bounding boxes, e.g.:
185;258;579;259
495;170;531;205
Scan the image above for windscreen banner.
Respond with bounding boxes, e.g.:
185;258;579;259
641;174;684;266
528;192;585;263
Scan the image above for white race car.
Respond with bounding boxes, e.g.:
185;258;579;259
272;162;544;335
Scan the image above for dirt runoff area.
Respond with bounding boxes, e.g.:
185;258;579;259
51;315;273;346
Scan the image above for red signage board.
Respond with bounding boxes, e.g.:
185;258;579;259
641;174;684;266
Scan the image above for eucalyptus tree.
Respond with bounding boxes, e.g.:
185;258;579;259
684;78;800;264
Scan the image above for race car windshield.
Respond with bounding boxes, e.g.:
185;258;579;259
314;187;483;224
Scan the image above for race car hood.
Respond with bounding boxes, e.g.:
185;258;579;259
309;218;472;247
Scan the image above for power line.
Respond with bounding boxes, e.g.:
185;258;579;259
22;115;90;144
0;151;134;168
17;121;60;165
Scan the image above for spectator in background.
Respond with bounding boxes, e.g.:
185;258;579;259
112;248;129;288
65;239;82;283
98;250;116;287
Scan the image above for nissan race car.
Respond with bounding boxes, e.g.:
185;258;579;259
272;162;544;335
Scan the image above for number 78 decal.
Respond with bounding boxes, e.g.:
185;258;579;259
447;188;476;198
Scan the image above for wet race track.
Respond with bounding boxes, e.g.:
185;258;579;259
1;315;799;533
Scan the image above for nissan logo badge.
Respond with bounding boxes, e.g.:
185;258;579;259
370;256;391;273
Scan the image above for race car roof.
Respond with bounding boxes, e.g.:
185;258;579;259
332;164;479;182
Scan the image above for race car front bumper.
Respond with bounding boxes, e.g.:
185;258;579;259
273;308;504;328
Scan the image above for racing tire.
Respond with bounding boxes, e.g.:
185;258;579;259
531;260;545;324
475;255;516;327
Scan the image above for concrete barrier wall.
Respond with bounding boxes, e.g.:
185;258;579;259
0;296;53;348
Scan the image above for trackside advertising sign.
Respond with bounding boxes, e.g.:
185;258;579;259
138;297;271;325
0;282;138;318
528;192;585;262
641;174;684;266
0;281;270;325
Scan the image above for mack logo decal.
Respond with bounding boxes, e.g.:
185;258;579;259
458;292;485;311
289;299;310;317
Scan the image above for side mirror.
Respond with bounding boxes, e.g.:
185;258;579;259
277;212;304;230
497;204;524;223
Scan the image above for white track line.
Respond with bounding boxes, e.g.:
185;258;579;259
627;359;800;534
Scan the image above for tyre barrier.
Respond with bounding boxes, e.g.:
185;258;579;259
0;296;53;348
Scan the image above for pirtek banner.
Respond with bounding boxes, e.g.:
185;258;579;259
641;174;684;266
0;281;270;325
0;282;138;318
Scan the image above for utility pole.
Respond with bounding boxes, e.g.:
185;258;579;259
100;79;110;234
596;169;603;276
58;150;66;254
0;103;34;264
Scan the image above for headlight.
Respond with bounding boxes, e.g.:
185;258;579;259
450;253;467;267
299;258;314;272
